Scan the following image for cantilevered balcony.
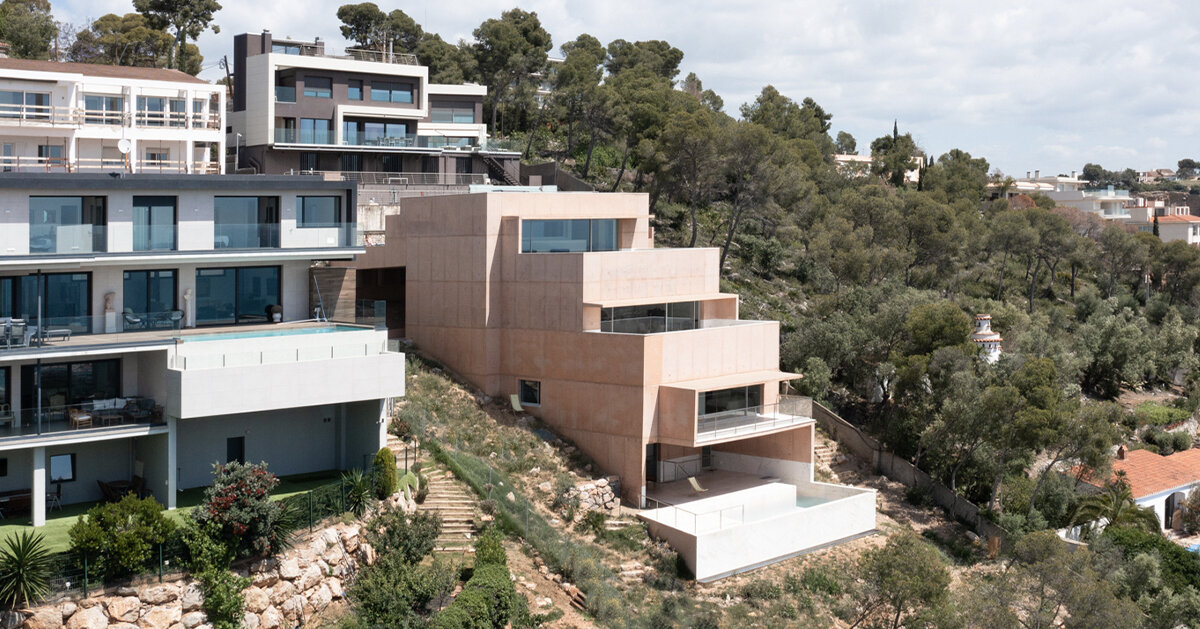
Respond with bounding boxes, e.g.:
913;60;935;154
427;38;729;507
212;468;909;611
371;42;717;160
696;397;813;445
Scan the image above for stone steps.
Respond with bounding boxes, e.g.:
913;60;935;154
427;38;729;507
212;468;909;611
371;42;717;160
416;465;479;555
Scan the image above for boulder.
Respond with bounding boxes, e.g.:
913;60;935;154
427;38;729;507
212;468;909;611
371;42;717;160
277;558;301;580
59;603;75;620
296;564;323;592
240;612;260;629
22;608;63;629
139;585;179;605
243;587;270;614
137;604;180;629
116;586;139;597
107;624;138;629
327;579;343;600
179;612;207;629
259;607;283;629
250;568;279;589
269;581;296;606
64;606;106;629
106;597;142;623
308;585;333;612
322;544;343;566
321;528;339;548
359;543;376;566
280;595;305;622
180;584;204;612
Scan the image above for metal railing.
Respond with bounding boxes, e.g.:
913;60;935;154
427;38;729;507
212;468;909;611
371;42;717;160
643;496;745;534
287;170;488;186
175;339;393;370
696;398;813;442
0;156;220;174
0;104;219;130
344;47;420;65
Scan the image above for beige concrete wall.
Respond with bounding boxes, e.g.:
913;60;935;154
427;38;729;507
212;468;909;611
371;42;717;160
353;191;797;504
715;424;814;465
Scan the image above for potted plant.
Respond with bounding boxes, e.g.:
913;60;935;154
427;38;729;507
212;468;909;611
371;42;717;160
267;304;283;323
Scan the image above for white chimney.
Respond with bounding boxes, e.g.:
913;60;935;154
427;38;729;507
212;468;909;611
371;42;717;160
1035;170;1040;178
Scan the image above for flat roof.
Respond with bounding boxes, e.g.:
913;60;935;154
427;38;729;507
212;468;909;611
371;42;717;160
662;369;800;392
0;58;211;84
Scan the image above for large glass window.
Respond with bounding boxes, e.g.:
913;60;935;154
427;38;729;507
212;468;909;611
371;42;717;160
136;96;179;126
195;266;281;325
370;81;413;103
214;197;280;249
348;80;363;101
21;358;120;410
123;270;176;321
83;94;123;125
29;196;107;254
272;43;301;55
299;118;331;144
303;77;332;99
0;366;9;410
341;154;362;172
699;386;763;416
600;301;698;334
343;119;409;146
298;196;341;228
521;219;618;253
43;273;91;331
431;104;476;124
133;196;176;251
0;91;50;119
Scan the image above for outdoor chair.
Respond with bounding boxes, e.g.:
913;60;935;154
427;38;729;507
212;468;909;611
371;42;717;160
68;407;93;429
46;483;62;511
96;480;121;503
509;394;524;412
123;309;144;330
687;476;709;495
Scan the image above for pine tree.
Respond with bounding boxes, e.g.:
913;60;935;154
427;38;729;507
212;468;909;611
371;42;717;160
1153;214;1160;237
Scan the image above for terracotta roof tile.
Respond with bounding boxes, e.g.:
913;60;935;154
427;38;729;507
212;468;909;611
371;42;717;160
1098;448;1200;499
1155;214;1200;223
0;58;211;85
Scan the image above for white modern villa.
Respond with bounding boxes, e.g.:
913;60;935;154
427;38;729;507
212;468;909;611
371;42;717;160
0;174;404;527
0;58;225;174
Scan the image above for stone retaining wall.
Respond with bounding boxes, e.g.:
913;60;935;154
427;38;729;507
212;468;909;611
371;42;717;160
10;522;378;629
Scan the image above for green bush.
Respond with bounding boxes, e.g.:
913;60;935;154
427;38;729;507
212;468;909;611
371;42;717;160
431;563;527;629
1144;429;1194;455
578;510;606;537
800;566;844;596
178;518;247;629
192;461;289;558
739;579;782;602
365;508;442;564
1104;526;1200;592
196;566;250;629
349;553;455;627
474;528;507;567
1135;401;1191;427
372;448;399;499
342;469;374;517
0;531;53;609
68;494;175;579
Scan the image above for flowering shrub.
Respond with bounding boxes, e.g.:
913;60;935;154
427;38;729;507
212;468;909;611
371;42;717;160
192;461;289;557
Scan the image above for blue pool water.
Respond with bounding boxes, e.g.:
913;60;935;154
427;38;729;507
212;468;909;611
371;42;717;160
796;496;832;508
1189;543;1200;554
186;325;363;342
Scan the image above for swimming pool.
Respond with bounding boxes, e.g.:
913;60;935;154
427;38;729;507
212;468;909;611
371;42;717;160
186;325;364;342
796;496;833;508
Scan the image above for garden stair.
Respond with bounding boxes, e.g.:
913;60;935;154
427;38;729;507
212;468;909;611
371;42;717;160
814;442;837;467
420;468;479;554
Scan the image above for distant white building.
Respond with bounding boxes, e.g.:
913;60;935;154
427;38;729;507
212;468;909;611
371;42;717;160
993;171;1133;220
971;314;1002;364
0;58;225;174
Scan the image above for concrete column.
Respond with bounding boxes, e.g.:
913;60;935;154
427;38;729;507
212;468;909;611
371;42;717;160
183;140;193;174
31;447;45;527
166;416;177;509
128;138;138;174
67;137;78;172
377;398;389;450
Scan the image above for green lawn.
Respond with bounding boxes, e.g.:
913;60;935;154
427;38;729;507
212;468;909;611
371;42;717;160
0;470;343;553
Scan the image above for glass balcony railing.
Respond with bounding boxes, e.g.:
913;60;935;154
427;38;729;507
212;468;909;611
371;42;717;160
29;225;106;254
696;397;813;443
132;225;177;252
341;133;418;148
354;299;386;329
274;128;333;144
213;223;281;249
0;311;184;350
0;398;164;443
274;86;296;102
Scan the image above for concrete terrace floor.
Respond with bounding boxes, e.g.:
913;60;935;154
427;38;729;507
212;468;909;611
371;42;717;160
0;469;342;552
645;469;783;510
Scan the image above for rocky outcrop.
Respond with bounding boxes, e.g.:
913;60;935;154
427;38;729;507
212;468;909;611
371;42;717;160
563;476;620;517
15;523;375;629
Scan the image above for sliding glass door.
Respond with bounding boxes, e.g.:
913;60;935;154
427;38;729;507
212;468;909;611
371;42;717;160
0;272;91;332
133;196;176;251
195;266;280;325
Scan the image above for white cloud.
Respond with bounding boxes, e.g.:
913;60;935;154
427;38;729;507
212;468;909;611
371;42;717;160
51;0;1200;174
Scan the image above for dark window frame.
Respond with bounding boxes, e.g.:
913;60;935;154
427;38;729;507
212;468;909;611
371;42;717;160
194;265;283;326
49;453;76;483
348;79;363;101
303;76;333;99
298;196;342;228
122;269;178;316
132;196;177;252
519;379;541;406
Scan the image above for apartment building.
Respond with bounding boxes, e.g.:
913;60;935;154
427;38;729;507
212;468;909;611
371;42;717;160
229;31;519;185
0;174;405;527
997;171;1134;219
0;58;224;175
352;191;875;580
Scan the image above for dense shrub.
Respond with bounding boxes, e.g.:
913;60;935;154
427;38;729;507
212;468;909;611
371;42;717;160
349;553;455;627
68;494;175;579
372;447;399;499
0;531;53;609
179;517;248;629
364;508;442;563
1104;526;1200;592
192;461;288;558
740;579;783;602
431;564;526;629
341;469;373;517
1134;401;1192;428
577;510;606;537
474;528;507;567
1145;428;1193;455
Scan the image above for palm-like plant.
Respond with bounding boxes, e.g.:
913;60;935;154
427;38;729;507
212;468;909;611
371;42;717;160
1071;476;1161;535
0;531;54;609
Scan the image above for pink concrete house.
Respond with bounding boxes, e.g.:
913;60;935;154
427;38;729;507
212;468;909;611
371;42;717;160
356;190;876;580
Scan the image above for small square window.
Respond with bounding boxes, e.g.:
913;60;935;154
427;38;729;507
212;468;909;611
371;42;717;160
519;380;541;406
49;453;76;482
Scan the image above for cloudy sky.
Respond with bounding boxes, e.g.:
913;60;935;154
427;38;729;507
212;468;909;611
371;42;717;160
52;0;1200;177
